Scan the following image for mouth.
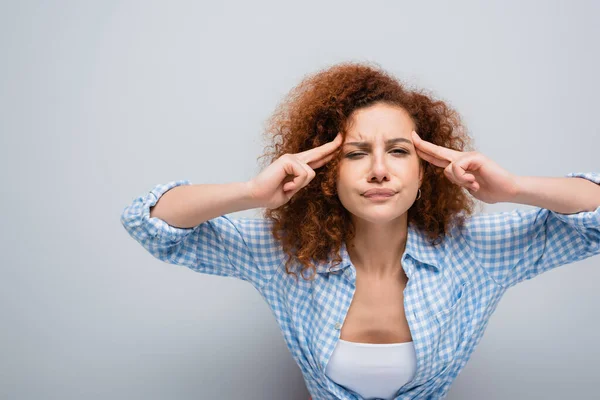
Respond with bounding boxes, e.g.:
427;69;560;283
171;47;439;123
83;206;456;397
362;189;397;198
363;193;397;201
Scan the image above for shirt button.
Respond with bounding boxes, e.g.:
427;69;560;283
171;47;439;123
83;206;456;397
334;322;342;330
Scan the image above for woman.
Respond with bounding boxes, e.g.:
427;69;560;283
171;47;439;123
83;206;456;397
120;61;600;399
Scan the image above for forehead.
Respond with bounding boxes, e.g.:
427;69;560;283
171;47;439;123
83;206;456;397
345;103;415;141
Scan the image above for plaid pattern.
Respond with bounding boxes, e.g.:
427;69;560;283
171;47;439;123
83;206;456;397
120;172;600;399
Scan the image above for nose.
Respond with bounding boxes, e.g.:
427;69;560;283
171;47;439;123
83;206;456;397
368;152;391;183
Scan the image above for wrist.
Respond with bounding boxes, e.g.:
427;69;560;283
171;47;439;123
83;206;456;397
243;180;263;209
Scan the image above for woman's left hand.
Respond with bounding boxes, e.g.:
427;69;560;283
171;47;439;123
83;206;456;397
411;131;519;204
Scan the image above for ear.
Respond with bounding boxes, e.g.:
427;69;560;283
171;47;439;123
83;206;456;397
419;163;424;187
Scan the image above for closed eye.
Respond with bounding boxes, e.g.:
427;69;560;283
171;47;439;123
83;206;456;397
346;149;409;159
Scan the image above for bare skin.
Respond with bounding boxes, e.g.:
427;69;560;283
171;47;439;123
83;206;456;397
339;266;412;344
335;103;417;344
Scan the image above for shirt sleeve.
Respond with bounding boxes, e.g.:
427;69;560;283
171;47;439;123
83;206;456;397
458;172;600;289
120;180;282;291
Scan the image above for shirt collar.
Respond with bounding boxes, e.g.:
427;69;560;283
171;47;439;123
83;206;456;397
315;222;443;275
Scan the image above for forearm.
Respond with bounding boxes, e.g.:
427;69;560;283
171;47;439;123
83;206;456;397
511;176;600;214
149;181;259;228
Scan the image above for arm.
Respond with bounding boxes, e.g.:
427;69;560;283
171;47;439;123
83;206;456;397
511;173;600;214
409;133;600;288
120;180;281;290
459;172;600;289
149;180;259;228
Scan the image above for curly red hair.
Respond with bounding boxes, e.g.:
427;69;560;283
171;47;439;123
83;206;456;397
257;61;481;282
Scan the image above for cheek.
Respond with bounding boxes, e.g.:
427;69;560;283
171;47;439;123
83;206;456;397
335;176;354;200
336;178;349;196
336;166;350;185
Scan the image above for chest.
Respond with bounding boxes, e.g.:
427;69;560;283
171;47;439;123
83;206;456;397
292;261;488;386
339;273;413;344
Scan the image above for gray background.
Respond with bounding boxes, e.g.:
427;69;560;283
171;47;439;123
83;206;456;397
1;0;599;399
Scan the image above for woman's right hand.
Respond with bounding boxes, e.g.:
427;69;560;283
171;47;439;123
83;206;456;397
247;133;343;209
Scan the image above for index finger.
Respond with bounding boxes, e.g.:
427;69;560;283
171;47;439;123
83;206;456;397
297;133;343;163
412;131;458;162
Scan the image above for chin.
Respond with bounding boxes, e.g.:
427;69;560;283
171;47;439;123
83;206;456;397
352;210;406;224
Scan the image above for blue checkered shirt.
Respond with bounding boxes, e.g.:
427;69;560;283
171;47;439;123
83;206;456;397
120;172;600;399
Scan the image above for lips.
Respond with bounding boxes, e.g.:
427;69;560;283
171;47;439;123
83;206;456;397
363;188;397;197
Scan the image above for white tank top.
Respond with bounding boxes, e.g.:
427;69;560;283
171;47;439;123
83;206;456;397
325;338;417;400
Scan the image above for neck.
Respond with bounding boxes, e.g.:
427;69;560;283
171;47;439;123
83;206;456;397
346;214;409;280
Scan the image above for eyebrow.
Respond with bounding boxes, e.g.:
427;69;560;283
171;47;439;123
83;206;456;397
343;138;413;148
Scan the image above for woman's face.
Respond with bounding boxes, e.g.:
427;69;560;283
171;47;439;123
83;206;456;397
336;102;423;224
